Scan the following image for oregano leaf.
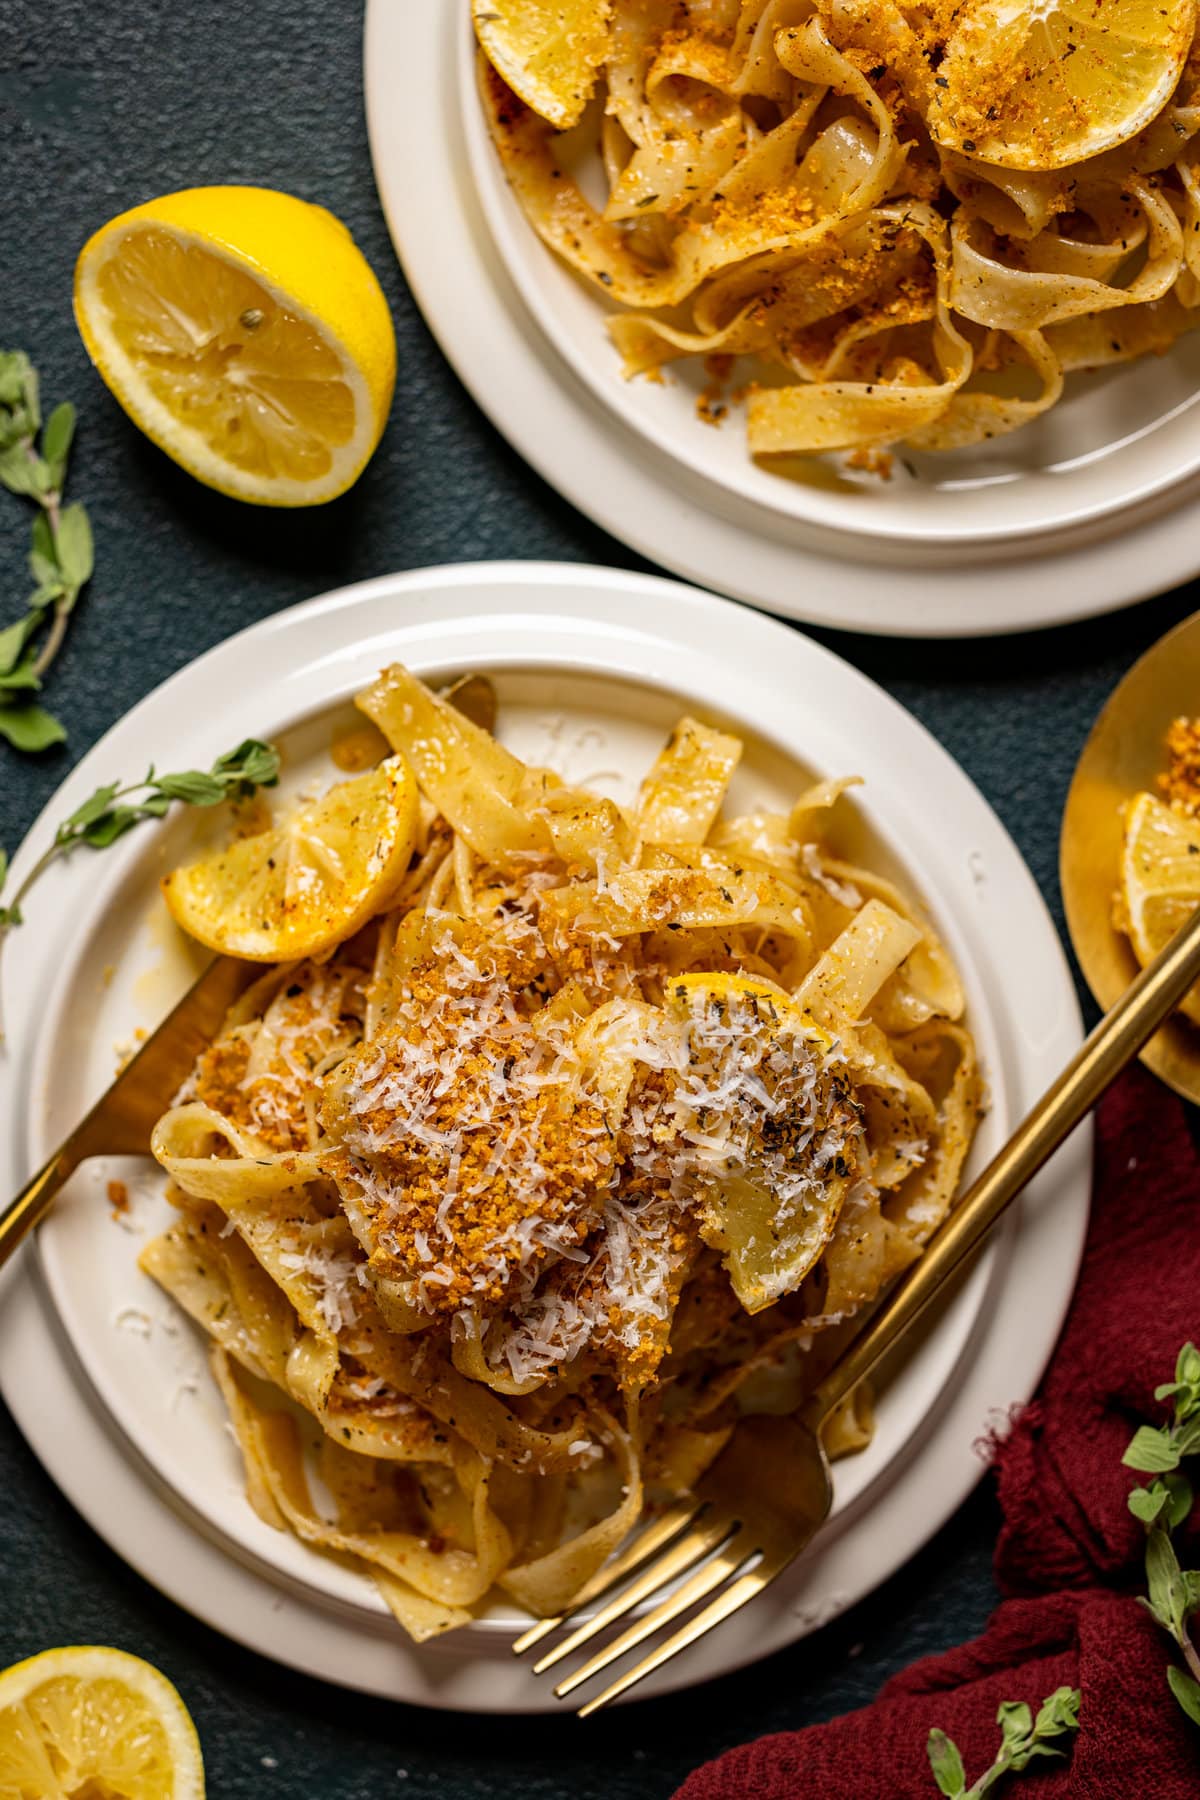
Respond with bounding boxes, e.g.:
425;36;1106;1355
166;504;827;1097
54;503;93;592
1167;1665;1200;1728
926;1729;966;1798
0;445;45;497
1124;1426;1180;1473
1130;1483;1170;1526
0;615;36;676
40;401;74;482
153;770;229;806
0;704;65;753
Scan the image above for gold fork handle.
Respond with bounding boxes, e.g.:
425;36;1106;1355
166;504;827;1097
810;901;1200;1425
0;1148;81;1271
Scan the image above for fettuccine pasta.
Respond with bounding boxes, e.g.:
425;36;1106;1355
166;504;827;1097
141;668;981;1637
475;0;1200;466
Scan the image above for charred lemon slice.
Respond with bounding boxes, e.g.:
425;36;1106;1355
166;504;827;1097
163;756;418;961
665;972;866;1313
929;0;1194;170
473;0;611;130
0;1645;204;1798
1117;790;1200;1023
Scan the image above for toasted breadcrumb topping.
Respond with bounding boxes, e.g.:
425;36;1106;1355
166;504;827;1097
1159;717;1200;818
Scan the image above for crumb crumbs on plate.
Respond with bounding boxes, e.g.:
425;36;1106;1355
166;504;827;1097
845;447;895;481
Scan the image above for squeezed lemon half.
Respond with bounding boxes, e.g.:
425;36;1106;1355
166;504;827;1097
162;757;419;961
74;186;396;506
0;1645;204;1799
1117;790;1200;1023
928;0;1195;170
472;0;611;129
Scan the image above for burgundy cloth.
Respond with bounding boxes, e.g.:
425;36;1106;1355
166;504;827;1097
675;1065;1200;1799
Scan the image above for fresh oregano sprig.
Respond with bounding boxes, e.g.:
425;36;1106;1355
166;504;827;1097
927;1686;1081;1798
0;349;94;752
0;738;280;1035
1124;1341;1200;1726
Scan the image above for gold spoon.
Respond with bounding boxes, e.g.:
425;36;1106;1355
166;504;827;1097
1060;607;1200;1105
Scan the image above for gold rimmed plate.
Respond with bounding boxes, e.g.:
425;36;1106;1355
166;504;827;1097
1061;607;1200;1105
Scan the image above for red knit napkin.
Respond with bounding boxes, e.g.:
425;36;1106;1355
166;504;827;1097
675;1065;1200;1799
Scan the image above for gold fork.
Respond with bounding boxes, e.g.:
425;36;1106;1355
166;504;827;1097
514;901;1200;1714
0;954;256;1269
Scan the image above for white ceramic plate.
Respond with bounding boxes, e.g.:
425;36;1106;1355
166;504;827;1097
456;17;1200;551
0;564;1090;1709
365;0;1200;635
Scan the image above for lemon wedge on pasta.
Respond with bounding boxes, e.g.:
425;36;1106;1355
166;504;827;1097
0;1645;204;1799
163;756;418;961
74;186;396;506
472;0;611;129
929;0;1195;170
1116;791;1200;1023
666;973;867;1314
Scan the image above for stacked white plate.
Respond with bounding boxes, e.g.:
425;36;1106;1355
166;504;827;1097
365;0;1200;637
0;565;1089;1707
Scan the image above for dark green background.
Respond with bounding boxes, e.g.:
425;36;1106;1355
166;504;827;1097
0;2;1195;1794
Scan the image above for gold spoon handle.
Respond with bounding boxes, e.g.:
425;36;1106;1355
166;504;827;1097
810;902;1200;1425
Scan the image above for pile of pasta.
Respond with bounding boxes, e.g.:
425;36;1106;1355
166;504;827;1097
478;0;1200;461
142;665;980;1638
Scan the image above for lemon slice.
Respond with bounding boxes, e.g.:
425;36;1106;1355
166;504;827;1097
473;0;611;130
0;1645;204;1799
928;0;1194;170
666;973;866;1313
162;756;418;961
1117;790;1200;1023
74;186;396;506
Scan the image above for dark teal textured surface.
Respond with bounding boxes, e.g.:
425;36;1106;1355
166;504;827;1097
1;2;1198;1794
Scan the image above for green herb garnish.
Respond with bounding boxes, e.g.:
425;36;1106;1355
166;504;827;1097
927;1687;1081;1797
0;738;280;1033
0;350;94;752
1124;1341;1200;1725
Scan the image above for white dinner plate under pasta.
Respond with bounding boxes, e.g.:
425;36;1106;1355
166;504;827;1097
0;564;1089;1709
364;0;1200;637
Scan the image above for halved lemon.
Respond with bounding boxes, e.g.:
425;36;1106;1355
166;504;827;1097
74;186;396;506
163;756;418;961
0;1645;204;1798
928;0;1194;170
1117;790;1200;1023
665;972;865;1313
473;0;611;130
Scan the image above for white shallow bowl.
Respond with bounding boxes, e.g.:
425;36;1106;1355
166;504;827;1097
0;564;1089;1708
457;11;1200;551
366;0;1200;635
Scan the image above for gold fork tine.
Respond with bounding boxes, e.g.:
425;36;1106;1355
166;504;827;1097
576;1560;794;1717
513;902;1200;1713
531;1511;734;1675
552;1533;751;1700
511;1495;703;1656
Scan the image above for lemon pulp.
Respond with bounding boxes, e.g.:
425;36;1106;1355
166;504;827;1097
1117;790;1200;1022
0;1646;204;1800
75;186;395;506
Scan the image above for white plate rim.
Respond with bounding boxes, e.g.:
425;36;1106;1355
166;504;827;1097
0;561;1090;1709
364;0;1200;637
